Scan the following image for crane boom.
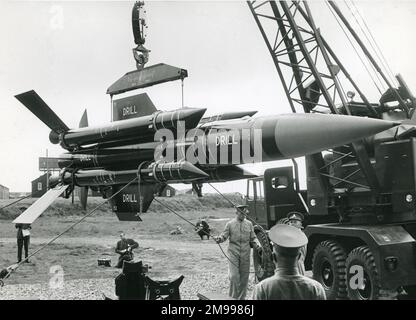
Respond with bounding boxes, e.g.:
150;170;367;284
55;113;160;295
247;0;393;210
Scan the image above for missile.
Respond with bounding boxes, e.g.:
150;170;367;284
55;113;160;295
192;113;399;165
57;142;159;169
57;150;155;169
14;90;206;149
57;141;194;169
49;107;206;149
50;160;209;187
59;113;399;170
66;109;256;151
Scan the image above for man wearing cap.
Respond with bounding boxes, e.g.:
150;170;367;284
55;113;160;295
287;212;307;275
252;224;326;300
214;205;257;300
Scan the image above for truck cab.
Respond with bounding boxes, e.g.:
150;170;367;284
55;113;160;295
245;166;307;229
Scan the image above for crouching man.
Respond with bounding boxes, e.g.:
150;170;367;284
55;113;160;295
115;232;139;268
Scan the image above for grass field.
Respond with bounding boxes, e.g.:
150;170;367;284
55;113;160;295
0;194;244;297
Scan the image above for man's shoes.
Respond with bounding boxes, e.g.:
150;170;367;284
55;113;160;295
24;260;30;263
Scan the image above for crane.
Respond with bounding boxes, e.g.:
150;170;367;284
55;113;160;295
246;0;416;300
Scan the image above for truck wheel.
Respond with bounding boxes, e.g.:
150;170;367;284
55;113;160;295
312;240;347;300
345;246;381;300
253;225;275;282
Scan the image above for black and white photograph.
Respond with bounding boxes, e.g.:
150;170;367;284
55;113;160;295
1;0;416;306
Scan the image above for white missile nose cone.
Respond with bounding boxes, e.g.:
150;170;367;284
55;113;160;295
275;114;399;158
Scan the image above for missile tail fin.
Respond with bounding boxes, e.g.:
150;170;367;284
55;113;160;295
112;93;157;121
15;90;69;133
79;109;89;128
108;183;159;221
13;184;69;224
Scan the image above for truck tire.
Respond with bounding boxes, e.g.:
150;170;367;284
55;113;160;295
312;240;347;300
253;225;275;282
345;246;381;300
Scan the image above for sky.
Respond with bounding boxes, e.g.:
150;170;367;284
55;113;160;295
1;0;416;193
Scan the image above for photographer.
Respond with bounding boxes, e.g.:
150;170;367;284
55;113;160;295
115;232;139;268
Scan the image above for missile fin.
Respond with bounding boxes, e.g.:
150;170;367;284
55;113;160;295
13;185;69;224
15;90;69;133
79;109;89;128
109;183;158;221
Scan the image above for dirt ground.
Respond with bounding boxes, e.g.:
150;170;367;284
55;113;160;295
0;199;255;299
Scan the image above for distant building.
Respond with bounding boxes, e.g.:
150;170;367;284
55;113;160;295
0;184;10;199
159;185;176;197
31;173;50;198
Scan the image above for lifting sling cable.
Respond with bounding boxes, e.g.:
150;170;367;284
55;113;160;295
326;0;388;92
327;0;409;116
207;183;268;232
181;78;185;108
151;197;257;273
1;176;139;286
344;0;397;86
348;0;397;86
324;0;385;94
326;0;386;93
0;194;32;211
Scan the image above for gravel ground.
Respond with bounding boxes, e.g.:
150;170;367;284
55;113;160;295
0;273;256;300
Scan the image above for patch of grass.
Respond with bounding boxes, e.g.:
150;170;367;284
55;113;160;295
0;193;244;221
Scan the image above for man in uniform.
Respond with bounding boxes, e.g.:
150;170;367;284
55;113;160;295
287;212;306;275
252;224;326;300
214;205;258;300
115;232;139;268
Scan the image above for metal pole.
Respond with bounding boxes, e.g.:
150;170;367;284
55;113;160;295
46;149;49;190
292;3;379;117
303;2;350;114
280;1;338;114
181;78;184;108
247;1;299;113
110;95;113;122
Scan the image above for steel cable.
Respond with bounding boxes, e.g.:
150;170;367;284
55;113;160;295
1;176;139;286
349;0;397;86
324;0;385;94
152;196;260;274
0;194;32;211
